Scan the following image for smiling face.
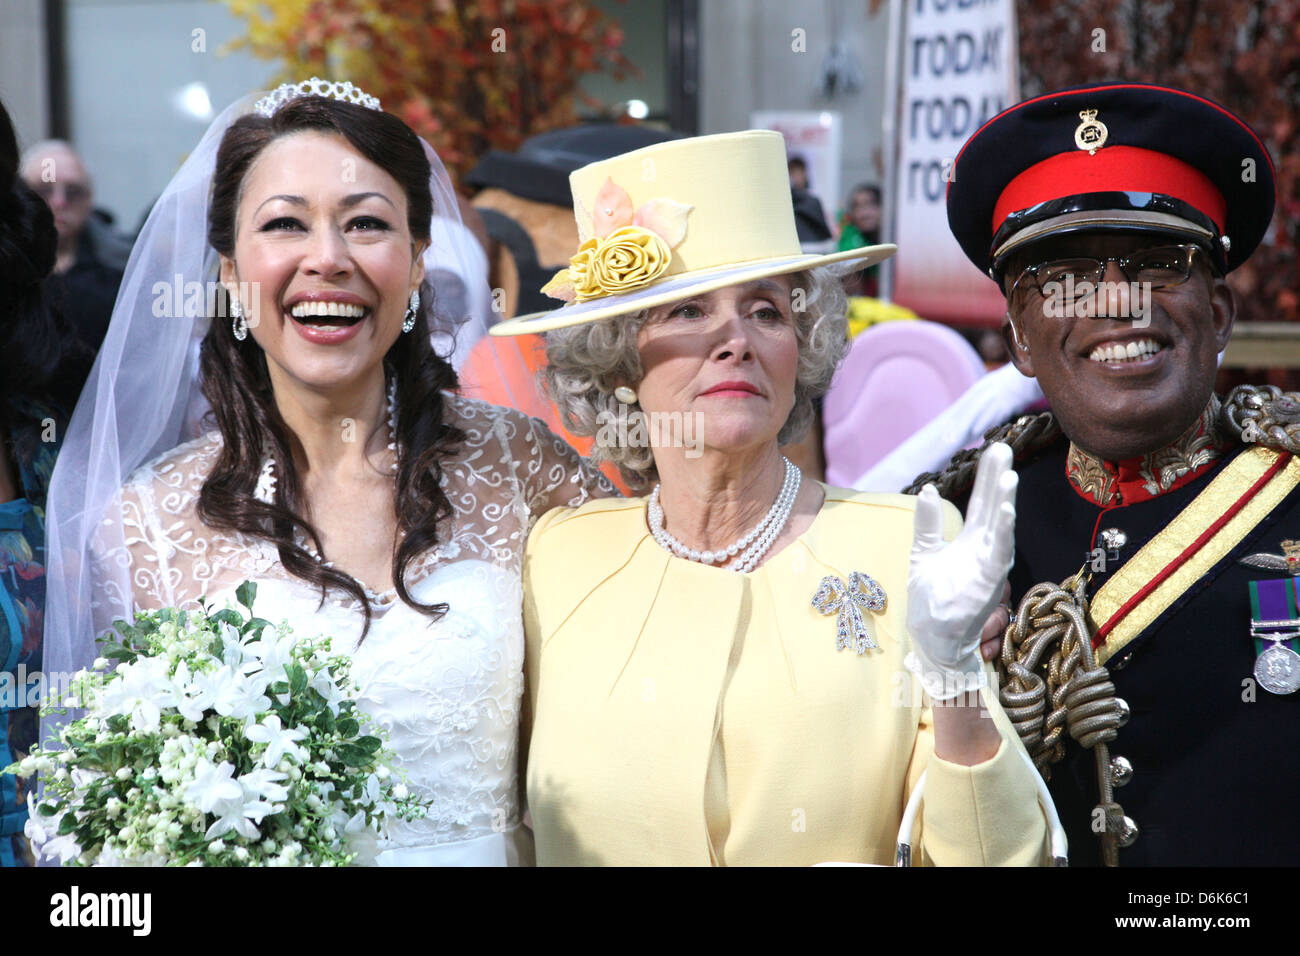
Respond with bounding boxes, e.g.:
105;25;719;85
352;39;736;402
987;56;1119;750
1002;231;1234;460
218;131;426;393
634;278;800;456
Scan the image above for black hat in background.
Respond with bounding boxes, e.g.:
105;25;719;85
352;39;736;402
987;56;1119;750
467;124;688;207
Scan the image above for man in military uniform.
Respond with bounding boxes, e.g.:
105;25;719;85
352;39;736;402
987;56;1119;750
919;84;1296;865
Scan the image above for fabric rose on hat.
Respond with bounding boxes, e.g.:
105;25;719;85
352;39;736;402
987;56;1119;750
586;226;671;299
542;179;691;303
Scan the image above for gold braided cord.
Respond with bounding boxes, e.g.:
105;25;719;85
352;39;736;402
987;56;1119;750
998;573;1127;866
1219;384;1300;454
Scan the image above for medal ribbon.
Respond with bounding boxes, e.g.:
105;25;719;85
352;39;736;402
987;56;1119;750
1247;577;1300;657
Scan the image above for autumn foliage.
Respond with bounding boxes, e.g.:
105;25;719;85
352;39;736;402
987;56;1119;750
222;0;632;185
1016;0;1300;325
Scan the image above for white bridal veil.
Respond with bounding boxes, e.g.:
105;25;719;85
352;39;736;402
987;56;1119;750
41;84;501;739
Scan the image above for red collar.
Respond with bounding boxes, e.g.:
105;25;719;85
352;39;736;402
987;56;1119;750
1066;397;1229;506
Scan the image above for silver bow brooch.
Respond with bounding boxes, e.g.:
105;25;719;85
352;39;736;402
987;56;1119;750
811;572;887;654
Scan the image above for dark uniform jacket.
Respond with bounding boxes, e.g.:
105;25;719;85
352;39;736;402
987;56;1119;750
1007;435;1300;865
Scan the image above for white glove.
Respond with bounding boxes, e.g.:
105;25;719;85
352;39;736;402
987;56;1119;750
904;442;1018;701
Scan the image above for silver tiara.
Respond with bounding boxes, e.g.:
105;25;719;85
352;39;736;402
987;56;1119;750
253;77;381;118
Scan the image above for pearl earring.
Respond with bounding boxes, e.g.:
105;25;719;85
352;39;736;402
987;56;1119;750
614;385;637;405
230;297;247;341
402;289;420;334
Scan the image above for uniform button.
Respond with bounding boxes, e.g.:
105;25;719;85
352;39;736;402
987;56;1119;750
1110;755;1133;787
1113;697;1131;728
1100;527;1128;551
1117;815;1140;848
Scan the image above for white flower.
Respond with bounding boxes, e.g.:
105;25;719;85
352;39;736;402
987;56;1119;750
202;666;270;721
245;714;308;768
170;661;217;723
209;839;225;853
239;767;290;804
392;783;409;800
184;760;242;814
92;657;109;671
246;634;296;686
98;656;176;733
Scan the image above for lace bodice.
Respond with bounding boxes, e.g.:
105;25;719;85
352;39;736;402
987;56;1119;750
92;394;616;864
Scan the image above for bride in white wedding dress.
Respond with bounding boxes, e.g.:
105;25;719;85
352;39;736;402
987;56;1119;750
41;81;613;866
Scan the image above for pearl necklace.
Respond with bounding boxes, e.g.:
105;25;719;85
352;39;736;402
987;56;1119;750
648;457;801;573
254;378;400;507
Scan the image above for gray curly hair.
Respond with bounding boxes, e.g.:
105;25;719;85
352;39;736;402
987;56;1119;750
541;267;849;489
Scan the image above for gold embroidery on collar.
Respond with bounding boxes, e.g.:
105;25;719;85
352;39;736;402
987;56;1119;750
1066;444;1117;502
1067;396;1227;504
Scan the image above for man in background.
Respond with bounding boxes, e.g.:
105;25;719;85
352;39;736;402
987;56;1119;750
21;139;131;357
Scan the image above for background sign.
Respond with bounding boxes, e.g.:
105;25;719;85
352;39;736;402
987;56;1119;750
890;0;1018;326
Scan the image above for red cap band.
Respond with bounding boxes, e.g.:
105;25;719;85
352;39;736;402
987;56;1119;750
992;145;1227;236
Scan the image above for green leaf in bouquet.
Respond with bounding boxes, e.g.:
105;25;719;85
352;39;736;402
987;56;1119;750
235;580;258;614
102;644;137;664
210;608;244;629
57;813;79;836
335;744;371;766
245;617;274;638
336;716;359;738
288;664;308;697
356;736;382;754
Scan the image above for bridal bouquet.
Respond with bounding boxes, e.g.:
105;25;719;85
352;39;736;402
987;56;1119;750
6;582;425;866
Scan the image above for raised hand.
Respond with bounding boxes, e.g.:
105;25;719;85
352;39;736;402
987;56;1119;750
905;442;1018;700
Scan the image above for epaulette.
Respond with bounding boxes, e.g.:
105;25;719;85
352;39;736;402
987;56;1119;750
904;384;1300;502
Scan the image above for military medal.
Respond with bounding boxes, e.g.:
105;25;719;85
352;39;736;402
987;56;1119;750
812;572;887;654
1246;578;1300;695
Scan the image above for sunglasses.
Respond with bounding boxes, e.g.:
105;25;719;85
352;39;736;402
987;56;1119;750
29;181;91;204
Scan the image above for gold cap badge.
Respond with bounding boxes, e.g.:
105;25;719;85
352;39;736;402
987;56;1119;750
1074;109;1109;155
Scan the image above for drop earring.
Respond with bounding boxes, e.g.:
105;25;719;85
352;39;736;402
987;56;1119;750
402;289;420;334
230;296;247;341
614;385;637;404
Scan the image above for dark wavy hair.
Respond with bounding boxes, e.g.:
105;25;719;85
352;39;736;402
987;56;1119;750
197;96;464;637
0;98;91;461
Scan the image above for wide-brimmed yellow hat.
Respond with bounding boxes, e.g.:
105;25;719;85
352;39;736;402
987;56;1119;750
489;130;896;335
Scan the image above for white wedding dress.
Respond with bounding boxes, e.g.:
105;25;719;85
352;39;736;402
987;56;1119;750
94;394;614;866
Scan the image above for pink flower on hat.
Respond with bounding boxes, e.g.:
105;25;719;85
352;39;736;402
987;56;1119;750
543;178;692;303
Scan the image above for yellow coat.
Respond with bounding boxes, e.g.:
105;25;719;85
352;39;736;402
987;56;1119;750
522;485;1048;866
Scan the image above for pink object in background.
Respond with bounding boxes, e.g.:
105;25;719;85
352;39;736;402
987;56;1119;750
823;321;987;488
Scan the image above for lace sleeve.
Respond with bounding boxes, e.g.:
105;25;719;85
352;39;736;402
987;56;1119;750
92;433;225;621
513;412;620;526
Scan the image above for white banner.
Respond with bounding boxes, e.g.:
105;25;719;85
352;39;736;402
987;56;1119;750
890;0;1018;325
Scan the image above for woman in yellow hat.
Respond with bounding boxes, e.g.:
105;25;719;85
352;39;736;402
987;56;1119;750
492;131;1049;865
